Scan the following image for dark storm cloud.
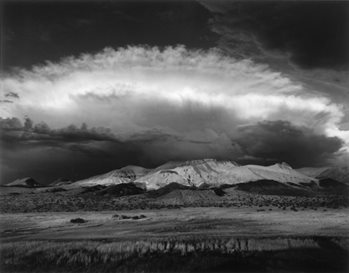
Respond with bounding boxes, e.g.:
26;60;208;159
128;129;184;144
0;117;116;144
0;117;192;147
0;116;237;184
0;117;192;183
1;117;344;184
0;142;144;185
0;118;137;183
235;120;343;167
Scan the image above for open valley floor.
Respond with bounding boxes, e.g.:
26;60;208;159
1;207;348;273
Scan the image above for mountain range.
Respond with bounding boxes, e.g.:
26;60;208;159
5;159;347;191
134;160;317;190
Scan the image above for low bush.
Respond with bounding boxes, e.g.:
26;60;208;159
70;218;87;224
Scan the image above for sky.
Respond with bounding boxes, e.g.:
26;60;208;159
0;0;348;184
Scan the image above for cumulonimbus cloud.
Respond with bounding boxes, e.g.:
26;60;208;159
0;46;348;179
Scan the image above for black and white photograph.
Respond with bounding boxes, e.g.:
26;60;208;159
0;0;348;272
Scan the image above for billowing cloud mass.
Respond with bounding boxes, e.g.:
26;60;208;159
235;121;343;166
1;46;348;183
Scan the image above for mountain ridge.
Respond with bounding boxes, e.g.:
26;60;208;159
135;160;317;190
8;159;347;190
61;159;317;190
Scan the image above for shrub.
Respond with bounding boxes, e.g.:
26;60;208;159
70;218;87;224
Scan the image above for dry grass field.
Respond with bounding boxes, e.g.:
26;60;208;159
0;187;348;272
1;207;349;241
1;237;348;273
0;207;348;272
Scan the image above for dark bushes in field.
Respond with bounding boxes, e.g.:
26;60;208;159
70;218;87;224
113;214;147;220
46;187;67;193
213;188;226;196
96;183;145;197
81;185;107;194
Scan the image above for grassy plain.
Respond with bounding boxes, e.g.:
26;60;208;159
1;187;348;272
